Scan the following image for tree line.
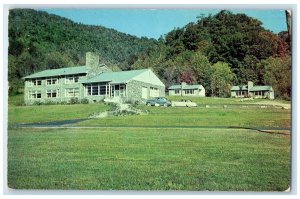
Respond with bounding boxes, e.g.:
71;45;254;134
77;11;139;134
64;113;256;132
8;9;158;94
132;10;291;99
8;9;291;99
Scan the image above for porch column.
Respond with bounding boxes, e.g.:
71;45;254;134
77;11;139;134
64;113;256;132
108;83;111;97
105;83;108;97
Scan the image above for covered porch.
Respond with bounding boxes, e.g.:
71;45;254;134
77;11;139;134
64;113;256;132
84;82;127;97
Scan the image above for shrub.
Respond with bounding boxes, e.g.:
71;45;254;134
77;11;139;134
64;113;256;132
69;97;79;104
124;99;139;107
33;101;43;106
59;101;68;105
107;102;118;111
44;101;57;105
80;98;89;104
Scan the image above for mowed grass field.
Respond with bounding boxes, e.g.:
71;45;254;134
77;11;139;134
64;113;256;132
7;95;291;190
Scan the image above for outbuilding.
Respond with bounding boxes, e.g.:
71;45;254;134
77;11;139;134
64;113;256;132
168;82;205;97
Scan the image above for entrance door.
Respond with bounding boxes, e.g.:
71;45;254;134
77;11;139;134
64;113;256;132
142;87;148;99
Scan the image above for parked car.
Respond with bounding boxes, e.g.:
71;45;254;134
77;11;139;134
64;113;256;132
146;97;171;107
171;99;198;107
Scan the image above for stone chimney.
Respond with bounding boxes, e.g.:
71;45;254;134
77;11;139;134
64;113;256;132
247;81;254;94
86;52;99;70
181;82;187;86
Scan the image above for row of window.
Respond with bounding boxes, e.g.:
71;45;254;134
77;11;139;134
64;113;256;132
86;83;108;96
236;91;247;96
174;89;195;95
253;91;265;96
29;88;79;99
28;75;79;87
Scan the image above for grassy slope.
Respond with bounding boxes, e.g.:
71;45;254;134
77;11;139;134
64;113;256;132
8;127;290;191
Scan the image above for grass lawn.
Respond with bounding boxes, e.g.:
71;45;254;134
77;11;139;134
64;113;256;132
77;106;291;129
8;127;290;191
8;103;108;125
7;94;291;190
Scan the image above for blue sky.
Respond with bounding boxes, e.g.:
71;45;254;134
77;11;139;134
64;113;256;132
42;9;287;39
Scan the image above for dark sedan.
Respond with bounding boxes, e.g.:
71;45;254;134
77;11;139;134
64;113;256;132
146;97;171;107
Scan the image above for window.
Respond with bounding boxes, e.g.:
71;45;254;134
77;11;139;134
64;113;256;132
86;83;108;96
92;84;99;95
47;90;59;98
29;91;41;99
237;91;246;96
46;78;58;85
100;84;107;95
175;89;180;94
29;79;42;86
254;91;263;96
65;75;79;84
184;89;194;95
66;88;79;97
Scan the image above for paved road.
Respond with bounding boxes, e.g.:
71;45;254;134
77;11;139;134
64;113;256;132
13;120;290;135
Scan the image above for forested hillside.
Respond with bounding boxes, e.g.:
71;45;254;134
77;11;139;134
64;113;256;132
8;9;158;94
8;9;291;99
132;10;291;98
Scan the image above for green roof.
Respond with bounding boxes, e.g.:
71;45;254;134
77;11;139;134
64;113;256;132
81;69;149;84
250;86;273;91
168;84;202;90
231;85;248;91
24;66;87;79
231;85;273;91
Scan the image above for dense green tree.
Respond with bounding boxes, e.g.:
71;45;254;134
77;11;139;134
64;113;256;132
262;56;291;99
8;9;158;94
210;62;235;97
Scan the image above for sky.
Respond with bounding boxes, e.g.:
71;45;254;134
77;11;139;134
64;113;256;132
42;9;287;39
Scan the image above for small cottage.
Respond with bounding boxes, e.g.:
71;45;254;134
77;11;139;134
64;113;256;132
231;81;274;99
168;82;205;97
23;52;165;105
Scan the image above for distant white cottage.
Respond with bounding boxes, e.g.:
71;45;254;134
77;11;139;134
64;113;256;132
231;81;274;99
168;82;205;97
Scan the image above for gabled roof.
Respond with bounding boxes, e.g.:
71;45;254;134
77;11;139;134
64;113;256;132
24;66;87;79
250;86;273;91
168;84;202;90
81;69;149;84
231;85;273;91
231;85;248;91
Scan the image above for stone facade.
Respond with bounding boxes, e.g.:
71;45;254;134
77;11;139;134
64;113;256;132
126;80;165;102
24;75;86;105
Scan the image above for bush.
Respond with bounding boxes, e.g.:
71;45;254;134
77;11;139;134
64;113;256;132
33;101;43;106
59;101;68;105
107;102;118;111
124;99;139;107
44;101;57;105
69;97;79;104
80;98;89;104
